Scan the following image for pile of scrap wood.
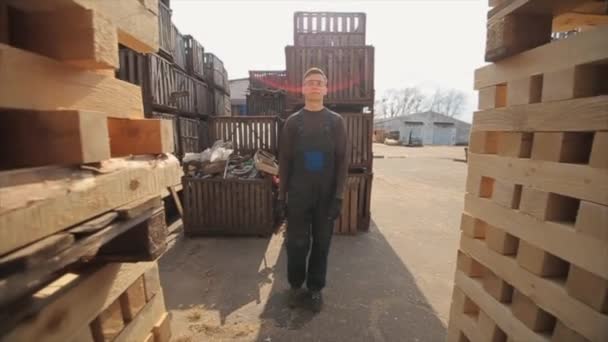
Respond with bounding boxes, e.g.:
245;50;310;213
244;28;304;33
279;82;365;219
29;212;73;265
0;0;180;340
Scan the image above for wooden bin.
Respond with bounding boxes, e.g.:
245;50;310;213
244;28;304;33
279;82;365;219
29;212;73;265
249;70;288;91
182;176;276;236
294;12;366;47
247;90;286;116
178;116;202;154
285;45;374;108
343;112;373;170
158;1;172;56
205;116;280;156
171;24;187;71
334;171;373;234
204;53;227;92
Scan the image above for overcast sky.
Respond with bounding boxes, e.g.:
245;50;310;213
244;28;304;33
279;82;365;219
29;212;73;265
171;0;489;122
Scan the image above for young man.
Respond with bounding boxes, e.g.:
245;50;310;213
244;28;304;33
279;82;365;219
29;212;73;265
278;67;348;313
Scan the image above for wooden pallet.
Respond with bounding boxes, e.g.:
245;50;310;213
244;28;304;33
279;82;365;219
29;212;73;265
206;116;280;157
4;261;171;342
448;4;608;341
343;112;374;170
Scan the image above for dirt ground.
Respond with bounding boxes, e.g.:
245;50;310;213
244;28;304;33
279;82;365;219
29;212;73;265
159;144;468;342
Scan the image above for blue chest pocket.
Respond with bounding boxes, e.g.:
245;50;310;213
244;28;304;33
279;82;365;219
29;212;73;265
304;151;324;172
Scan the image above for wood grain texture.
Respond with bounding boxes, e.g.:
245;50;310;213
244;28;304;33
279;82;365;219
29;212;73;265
472;96;608;132
5;262;156;342
474;26;608;89
467;152;608;206
0;43;144;118
114;291;166;342
11;6;118;69
0;110;110;169
464;194;608;279
461;235;608;342
0;156;181;255
108;118;174;157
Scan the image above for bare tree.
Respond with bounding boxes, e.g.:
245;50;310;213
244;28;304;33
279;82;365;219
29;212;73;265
426;88;467;117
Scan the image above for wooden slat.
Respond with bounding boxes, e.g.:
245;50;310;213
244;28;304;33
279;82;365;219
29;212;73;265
464;194;608;279
115;195;162;220
6;262;156;342
474;26;608;89
0;43;144;118
454;271;549;342
472;95;608;132
114;292;166;342
461;235;608;342
0;156;181;256
108;118;174;156
0;233;74;277
0;110;110;169
467;152;608;205
153;312;171;342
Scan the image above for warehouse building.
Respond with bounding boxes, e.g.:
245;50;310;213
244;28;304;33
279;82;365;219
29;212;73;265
374;111;471;145
229;78;249;116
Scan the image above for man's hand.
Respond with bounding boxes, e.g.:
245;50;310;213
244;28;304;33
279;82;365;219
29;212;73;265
328;198;343;221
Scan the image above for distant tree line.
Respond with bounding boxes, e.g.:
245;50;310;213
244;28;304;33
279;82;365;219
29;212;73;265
375;86;468;118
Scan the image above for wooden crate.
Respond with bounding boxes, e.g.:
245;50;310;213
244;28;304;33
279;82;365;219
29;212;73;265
146;53;176;112
204;53;227;92
150;112;179;154
448;5;608;342
178;116;202;154
173;67;195;114
247;90;286;116
193;78;211;115
171;23;186;71
185;35;205;80
343;112;373;170
117;46;146;87
249;70;288;91
158;1;172;57
206;116;280;156
285;45;374;108
294;12;366;47
182;176;276;236
334;171;373;234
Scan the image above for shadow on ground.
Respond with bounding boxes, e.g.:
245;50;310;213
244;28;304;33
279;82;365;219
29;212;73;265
255;219;446;342
159;218;446;342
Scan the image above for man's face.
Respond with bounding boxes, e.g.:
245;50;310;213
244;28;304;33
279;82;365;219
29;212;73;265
302;73;328;101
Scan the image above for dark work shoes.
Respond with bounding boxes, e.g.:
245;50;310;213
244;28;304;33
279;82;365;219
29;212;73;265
287;287;324;313
310;291;323;313
288;287;304;309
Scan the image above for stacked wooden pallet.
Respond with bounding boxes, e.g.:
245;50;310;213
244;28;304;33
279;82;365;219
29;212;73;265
448;1;607;341
0;0;180;340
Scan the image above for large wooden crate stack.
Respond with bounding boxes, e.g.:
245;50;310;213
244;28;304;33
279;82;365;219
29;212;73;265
247;70;288;116
448;1;608;341
284;11;374;234
115;0;230;159
0;0;182;340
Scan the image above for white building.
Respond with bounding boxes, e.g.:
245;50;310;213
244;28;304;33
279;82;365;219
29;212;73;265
374;111;471;145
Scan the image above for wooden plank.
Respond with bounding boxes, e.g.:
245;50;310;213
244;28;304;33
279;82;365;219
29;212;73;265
590;131;608;169
566;265;608;314
474;26;608;89
447;287;483;342
169;186;183;218
0;156;181;256
115;195;162;220
91;299;125;342
472;96;608;132
153;312;171;342
9;0;159;53
496;132;532;158
114;291;166;342
0;210;155;307
349;186;357;234
0;43;144;118
460;213;486;238
485;224;519;255
462;235;608;342
143;264;161;302
485;12;552;62
464;194;608;279
487;0;583;24
457;250;485;278
11;6;118;69
454;271;549;342
68;212;119;236
0;233;74;277
107;118;174;157
542;65;602;102
0;110;110;169
467;153;608;206
5;262;156;342
552;320;590;342
553;12;608;32
511;288;556;332
478;310;508;342
506;75;543;106
575;200;608;241
120;276;147;321
516;239;569;277
482;268;514;303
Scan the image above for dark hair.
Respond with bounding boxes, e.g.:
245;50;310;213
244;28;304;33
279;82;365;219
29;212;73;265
303;67;327;82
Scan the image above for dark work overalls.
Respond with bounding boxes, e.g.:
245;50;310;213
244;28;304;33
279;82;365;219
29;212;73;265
286;111;336;292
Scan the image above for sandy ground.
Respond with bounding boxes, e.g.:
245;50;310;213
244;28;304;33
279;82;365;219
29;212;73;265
159;144;468;342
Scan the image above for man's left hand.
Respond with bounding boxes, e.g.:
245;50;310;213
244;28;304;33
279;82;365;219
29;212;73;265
328;198;343;221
